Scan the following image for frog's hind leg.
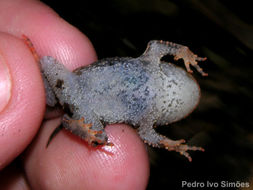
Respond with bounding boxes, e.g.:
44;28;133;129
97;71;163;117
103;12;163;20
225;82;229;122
137;119;204;162
62;114;113;147
142;40;207;76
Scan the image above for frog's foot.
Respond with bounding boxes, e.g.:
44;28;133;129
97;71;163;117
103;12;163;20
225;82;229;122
160;138;204;162
143;40;207;76
138;120;204;161
62;115;113;147
173;46;208;76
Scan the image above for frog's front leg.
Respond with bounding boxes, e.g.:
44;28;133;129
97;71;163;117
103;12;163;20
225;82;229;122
62;114;113;147
142;40;208;76
137;119;204;162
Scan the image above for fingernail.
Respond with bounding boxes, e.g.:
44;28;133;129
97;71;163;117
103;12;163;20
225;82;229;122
0;54;12;112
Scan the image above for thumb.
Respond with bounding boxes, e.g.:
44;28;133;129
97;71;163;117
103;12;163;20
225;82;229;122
0;33;45;169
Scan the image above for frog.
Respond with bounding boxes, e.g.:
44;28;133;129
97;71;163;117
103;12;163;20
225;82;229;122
23;36;207;161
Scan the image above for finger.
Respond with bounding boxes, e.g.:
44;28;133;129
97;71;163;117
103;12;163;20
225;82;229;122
0;0;97;168
0;0;97;70
0;33;45;169
0;160;30;190
24;119;149;190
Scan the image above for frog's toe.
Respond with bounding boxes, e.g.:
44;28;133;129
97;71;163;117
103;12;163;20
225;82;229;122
174;144;204;162
196;56;207;62
160;138;186;148
159;137;204;162
89;129;113;147
174;46;208;76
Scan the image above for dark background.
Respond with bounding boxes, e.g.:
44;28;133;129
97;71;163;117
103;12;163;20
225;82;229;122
41;0;253;189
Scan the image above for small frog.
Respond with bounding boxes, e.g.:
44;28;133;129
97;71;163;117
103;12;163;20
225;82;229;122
24;36;207;161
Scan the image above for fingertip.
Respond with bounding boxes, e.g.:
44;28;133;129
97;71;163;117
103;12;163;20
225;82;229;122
24;119;149;190
26;14;97;70
0;0;97;70
103;124;150;190
0;32;45;169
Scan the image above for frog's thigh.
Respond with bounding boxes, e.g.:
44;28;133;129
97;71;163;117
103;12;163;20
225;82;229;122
137;121;165;146
62;114;110;146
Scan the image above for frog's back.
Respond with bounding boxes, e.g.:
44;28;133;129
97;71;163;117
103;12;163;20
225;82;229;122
74;57;156;125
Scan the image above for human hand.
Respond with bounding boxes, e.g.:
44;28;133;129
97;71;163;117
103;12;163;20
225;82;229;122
0;0;149;189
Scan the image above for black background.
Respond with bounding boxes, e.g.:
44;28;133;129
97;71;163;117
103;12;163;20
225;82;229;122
41;0;253;189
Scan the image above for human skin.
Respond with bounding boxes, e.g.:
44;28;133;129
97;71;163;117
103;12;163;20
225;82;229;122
0;0;149;189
